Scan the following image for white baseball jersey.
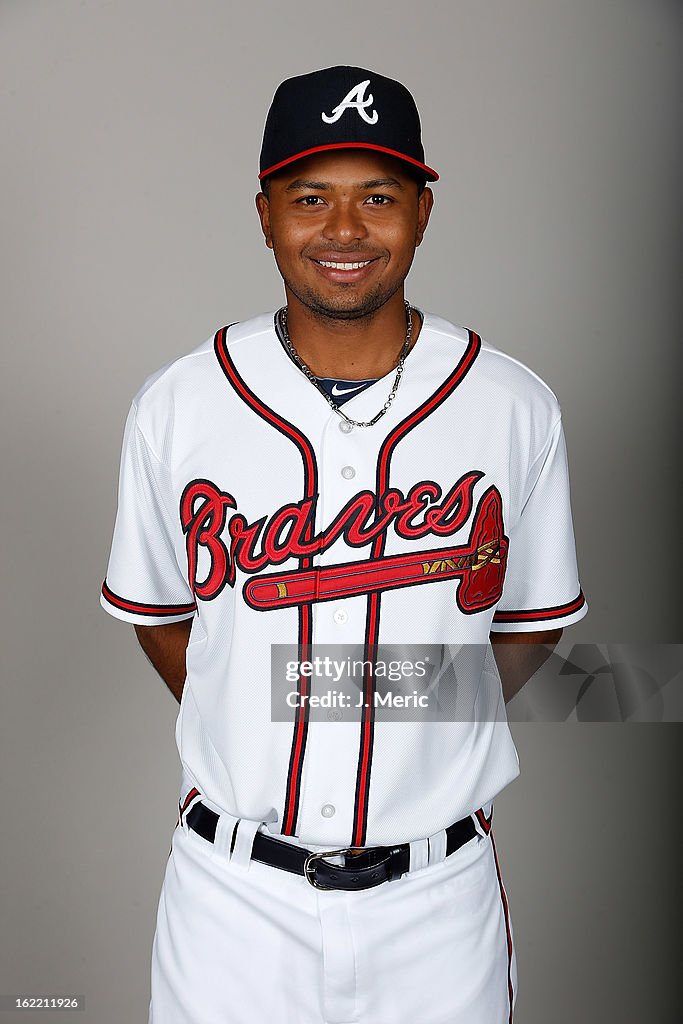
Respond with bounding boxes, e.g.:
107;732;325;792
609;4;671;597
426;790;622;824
101;309;587;849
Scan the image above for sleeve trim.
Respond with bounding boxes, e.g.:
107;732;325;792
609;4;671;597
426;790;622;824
492;589;586;625
101;579;197;617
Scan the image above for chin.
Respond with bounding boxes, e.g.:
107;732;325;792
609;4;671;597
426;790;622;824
291;283;401;322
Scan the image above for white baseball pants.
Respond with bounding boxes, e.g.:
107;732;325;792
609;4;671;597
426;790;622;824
148;809;517;1023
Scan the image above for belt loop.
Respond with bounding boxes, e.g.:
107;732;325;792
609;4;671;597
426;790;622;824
229;818;261;871
408;837;429;873
427;828;447;865
212;811;240;862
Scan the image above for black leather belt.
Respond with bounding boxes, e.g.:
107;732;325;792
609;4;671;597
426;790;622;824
185;801;479;891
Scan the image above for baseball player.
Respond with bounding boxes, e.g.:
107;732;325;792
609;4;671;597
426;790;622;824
101;66;587;1023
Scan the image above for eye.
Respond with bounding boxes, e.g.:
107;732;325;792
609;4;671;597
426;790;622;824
365;194;393;205
296;195;326;206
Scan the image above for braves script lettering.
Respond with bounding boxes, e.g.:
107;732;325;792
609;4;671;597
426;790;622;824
179;471;508;613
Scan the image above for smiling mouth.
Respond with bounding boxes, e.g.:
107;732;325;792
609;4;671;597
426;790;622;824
313;259;376;271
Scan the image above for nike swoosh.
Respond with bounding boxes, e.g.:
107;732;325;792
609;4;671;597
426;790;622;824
331;382;367;396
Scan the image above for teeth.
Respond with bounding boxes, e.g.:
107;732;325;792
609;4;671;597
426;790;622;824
318;260;372;270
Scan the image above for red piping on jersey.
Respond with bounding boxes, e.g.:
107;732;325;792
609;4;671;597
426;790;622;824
213;324;318;837
174;786;201;831
259;142;439;182
492;589;586;624
101;579;196;617
351;329;481;847
475;807;493;834
491;829;515;1022
179;787;200;820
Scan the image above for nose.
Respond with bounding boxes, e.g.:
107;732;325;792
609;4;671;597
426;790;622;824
321;200;368;245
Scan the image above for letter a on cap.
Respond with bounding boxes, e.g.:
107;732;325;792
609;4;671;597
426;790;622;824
321;80;379;125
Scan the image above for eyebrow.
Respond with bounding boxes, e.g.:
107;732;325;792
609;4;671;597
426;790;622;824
284;177;406;193
360;177;405;191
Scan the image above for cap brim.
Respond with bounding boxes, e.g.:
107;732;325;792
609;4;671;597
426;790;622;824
259;142;439;182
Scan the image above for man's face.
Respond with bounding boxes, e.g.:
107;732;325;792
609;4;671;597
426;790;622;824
255;150;433;321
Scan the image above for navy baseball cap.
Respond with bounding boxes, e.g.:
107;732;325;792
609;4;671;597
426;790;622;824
259;66;439;183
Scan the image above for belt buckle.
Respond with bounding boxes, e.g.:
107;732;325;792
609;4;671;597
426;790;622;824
304;848;357;890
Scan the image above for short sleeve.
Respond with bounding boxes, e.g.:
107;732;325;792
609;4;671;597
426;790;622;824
100;402;197;625
491;416;587;632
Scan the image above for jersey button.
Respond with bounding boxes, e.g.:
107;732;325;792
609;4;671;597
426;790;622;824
339;420;353;434
321;804;336;818
341;465;356;480
333;609;348;625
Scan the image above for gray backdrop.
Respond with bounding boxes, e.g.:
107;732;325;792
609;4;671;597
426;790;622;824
1;1;681;1021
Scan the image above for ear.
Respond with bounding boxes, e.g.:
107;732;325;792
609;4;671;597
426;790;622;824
255;192;273;249
415;187;434;247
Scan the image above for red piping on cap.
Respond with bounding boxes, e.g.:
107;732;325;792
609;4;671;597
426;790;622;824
259;142;439;182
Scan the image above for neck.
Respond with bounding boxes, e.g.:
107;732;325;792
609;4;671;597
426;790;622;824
282;291;421;380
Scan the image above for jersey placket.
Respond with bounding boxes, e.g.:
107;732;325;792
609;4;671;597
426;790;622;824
295;409;382;847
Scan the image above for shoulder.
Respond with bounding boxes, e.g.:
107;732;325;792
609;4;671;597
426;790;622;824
130;312;277;435
421;310;563;427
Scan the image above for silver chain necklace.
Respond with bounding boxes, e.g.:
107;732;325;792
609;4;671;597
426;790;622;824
278;300;414;429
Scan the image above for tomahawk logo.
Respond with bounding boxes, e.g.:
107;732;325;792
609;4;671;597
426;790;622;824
321;80;379;125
